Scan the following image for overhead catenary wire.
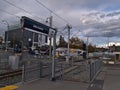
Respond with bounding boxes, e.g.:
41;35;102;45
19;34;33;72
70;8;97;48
2;0;119;39
2;0;72;35
71;30;83;37
0;9;77;39
35;0;69;24
0;8;20;19
4;0;70;26
3;0;44;22
3;0;66;30
0;8;21;26
0;8;66;35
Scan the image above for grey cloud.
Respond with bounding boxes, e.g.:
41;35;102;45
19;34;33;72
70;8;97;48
41;0;120;10
0;0;120;42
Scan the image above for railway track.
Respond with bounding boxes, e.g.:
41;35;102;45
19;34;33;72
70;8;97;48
0;65;71;79
0;69;22;79
0;63;83;85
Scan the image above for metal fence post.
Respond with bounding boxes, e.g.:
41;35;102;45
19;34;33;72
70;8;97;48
89;61;91;82
60;63;63;80
22;64;25;83
39;61;42;78
94;62;96;75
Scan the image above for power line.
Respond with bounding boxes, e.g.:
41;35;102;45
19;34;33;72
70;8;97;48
0;8;20;19
71;31;83;37
3;0;67;31
3;0;44;22
2;0;70;35
0;9;65;32
35;0;69;24
4;0;71;29
0;4;66;33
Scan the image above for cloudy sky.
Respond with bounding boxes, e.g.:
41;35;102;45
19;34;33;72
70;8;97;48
0;0;120;46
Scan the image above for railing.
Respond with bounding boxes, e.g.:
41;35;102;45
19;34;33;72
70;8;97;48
88;60;102;82
0;50;103;85
55;61;87;82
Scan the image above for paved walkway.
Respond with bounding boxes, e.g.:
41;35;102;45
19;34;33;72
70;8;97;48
18;79;89;90
82;64;120;90
87;67;106;90
103;64;120;90
17;64;120;90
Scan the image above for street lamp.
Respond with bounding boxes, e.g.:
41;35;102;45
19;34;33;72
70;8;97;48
2;20;9;51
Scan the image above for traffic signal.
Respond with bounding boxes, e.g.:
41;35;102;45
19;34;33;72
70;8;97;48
83;43;86;50
83;52;86;59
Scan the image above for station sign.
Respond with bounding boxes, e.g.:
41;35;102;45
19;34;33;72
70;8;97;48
21;16;50;35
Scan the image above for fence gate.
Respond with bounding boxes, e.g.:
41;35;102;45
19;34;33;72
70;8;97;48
22;62;41;82
89;60;102;82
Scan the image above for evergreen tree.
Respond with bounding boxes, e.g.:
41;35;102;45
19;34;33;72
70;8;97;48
58;35;67;47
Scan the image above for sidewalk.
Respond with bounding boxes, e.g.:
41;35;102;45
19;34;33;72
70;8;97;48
87;67;106;90
87;64;120;90
18;79;89;90
103;64;120;90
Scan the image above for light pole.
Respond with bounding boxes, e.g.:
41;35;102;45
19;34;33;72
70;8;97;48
2;20;9;51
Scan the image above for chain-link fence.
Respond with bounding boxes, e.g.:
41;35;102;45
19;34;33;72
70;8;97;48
22;63;41;82
56;59;102;83
0;49;103;85
0;50;22;85
56;61;89;82
0;51;10;74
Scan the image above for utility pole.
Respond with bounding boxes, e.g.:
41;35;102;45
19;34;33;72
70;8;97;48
86;36;89;59
51;29;57;81
2;20;9;51
107;37;110;52
47;16;56;81
49;16;53;60
66;24;72;63
46;16;55;81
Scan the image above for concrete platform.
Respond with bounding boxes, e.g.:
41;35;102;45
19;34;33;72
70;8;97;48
18;79;89;90
17;63;120;90
103;65;120;90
